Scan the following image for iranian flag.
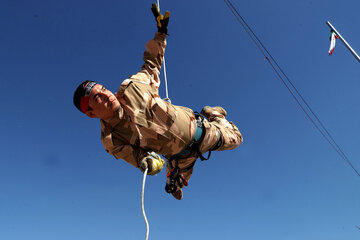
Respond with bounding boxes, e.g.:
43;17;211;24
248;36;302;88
329;30;339;55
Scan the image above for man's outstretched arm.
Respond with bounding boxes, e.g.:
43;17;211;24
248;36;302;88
108;144;164;175
143;3;170;73
122;4;170;91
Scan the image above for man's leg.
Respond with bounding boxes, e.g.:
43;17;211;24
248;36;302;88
165;106;242;200
200;106;243;152
165;155;198;200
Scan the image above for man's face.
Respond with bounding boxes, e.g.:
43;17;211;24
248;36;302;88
85;84;121;120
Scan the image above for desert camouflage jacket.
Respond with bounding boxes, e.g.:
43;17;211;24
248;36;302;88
100;32;197;169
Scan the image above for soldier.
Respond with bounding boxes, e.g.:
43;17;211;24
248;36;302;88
73;4;243;200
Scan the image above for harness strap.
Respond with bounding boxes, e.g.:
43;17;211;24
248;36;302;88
165;158;190;193
164;112;223;194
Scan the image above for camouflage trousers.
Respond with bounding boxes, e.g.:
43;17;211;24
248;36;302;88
166;115;243;186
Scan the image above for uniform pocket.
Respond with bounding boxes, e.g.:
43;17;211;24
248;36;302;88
151;99;176;127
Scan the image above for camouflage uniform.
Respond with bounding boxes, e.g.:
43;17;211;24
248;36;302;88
101;32;243;185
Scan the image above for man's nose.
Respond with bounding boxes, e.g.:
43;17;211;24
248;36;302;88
100;92;110;100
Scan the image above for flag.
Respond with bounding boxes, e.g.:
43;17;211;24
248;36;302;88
329;30;339;55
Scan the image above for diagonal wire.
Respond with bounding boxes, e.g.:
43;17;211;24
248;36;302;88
224;0;349;162
223;0;360;177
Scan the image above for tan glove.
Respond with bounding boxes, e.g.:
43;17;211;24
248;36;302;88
140;152;165;175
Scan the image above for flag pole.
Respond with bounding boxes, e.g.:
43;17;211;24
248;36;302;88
326;21;360;62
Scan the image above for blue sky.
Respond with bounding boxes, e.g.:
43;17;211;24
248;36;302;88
1;0;360;239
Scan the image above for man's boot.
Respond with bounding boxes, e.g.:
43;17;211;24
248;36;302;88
200;106;227;121
171;188;183;200
201;106;243;151
201;106;233;129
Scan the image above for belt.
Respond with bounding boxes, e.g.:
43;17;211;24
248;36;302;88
194;120;204;142
171;118;204;159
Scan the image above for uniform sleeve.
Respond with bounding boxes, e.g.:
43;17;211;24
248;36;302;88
110;144;149;169
101;120;148;170
143;32;166;75
124;32;167;91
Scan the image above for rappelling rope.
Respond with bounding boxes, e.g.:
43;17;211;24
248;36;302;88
141;168;149;240
140;2;170;239
156;0;171;103
162;55;170;103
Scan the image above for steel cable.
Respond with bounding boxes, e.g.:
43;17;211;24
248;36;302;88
224;0;360;177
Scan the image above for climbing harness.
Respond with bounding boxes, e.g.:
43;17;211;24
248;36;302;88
171;112;223;160
164;113;223;194
170;113;207;159
165;160;189;193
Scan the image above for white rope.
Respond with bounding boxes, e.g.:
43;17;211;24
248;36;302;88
141;168;149;240
140;3;169;240
162;57;170;103
156;0;171;103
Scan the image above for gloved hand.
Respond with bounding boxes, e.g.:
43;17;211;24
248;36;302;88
140;151;165;175
151;3;170;35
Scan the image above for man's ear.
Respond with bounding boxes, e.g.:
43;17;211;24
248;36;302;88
85;110;97;118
